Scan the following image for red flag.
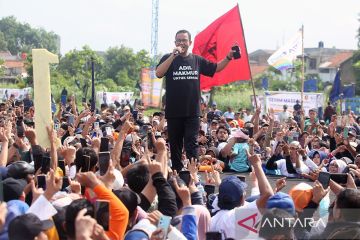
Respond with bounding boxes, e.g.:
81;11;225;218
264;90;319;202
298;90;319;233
192;5;251;90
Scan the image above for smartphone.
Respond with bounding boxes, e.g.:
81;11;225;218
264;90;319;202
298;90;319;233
237;175;246;182
206;232;222;240
330;173;348;184
58;160;66;175
158;215;172;240
98;152;110;176
132;110;138;120
80;138;88;148
61;177;70;191
232;45;241;59
95;200;110;231
16;125;24;138
105;127;112;137
83;155;91;172
37;175;46;190
54;123;60;131
178;170;191;186
94;121;99;130
343;127;349;139
41;156;51;174
292;132;299;141
33;154;43;173
318;172;331;189
204;184;215;196
100;137;110;152
16;116;23;126
67;115;75;126
336;116;342;127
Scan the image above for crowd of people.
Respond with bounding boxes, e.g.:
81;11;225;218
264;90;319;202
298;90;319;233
0;91;359;240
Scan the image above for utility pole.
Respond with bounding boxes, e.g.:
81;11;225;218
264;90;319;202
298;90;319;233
151;0;159;67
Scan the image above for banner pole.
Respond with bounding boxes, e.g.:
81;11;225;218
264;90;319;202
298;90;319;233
236;3;257;108
301;25;305;111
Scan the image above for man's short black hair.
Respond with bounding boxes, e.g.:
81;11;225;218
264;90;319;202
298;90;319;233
126;164;150;194
216;125;230;135
175;30;191;41
65;199;94;238
336;189;360;222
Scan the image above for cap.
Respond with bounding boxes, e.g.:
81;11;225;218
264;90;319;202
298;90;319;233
232;129;249;139
218;176;247;210
3;178;27;202
266;192;296;216
8;213;54;240
7;161;34;179
288;183;313;212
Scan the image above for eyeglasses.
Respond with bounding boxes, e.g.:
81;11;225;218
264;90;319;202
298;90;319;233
175;39;189;44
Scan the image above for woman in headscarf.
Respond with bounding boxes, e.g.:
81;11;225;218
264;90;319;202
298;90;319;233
328;159;347;173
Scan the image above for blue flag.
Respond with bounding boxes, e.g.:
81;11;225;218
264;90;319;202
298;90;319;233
304;79;317;92
343;84;355;99
329;70;341;103
262;77;268;90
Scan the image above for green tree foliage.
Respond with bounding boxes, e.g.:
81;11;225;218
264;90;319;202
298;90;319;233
0;58;4;77
0;16;60;55
103;46;151;87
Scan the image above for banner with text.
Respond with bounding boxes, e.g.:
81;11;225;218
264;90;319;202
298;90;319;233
141;68;163;108
264;91;324;116
344;98;360;115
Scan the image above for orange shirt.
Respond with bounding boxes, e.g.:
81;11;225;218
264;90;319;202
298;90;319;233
93;184;129;240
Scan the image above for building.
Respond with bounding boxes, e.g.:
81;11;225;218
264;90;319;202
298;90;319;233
249;42;356;84
0;51;27;84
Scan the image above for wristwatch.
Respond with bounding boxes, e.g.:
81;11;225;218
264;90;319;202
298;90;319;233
226;55;232;61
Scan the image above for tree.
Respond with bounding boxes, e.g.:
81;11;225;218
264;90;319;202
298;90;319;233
0;16;60;55
0;58;4;77
103;46;151;87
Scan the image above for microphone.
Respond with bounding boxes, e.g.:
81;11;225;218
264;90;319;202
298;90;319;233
174;50;180;56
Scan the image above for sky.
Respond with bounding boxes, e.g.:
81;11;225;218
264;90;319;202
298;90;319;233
0;0;359;56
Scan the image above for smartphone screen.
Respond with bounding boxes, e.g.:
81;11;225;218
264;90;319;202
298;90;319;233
318;172;330;189
98;152;110;176
83;155;91;172
178;170;191;186
206;232;222;240
204;184;215;196
37;175;46;190
80;138;87;148
68;115;75;126
58;160;66;175
61;95;67;106
336;116;342;127
100;137;110;152
54;123;60;131
94;122;99;130
41;156;51;174
330;173;348;184
158;215;172;240
105;127;112;137
16;125;24;138
343;127;349;139
132;110;138;120
231;45;241;59
33;154;43;173
61;177;70;191
95;200;110;231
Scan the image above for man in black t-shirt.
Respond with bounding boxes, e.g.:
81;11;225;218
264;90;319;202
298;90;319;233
156;29;234;172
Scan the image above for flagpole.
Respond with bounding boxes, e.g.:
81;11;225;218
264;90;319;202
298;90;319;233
236;4;257;108
301;25;305;111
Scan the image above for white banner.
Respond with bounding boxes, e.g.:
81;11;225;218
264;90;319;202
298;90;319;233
0;88;32;101
96;91;134;105
264;91;324;116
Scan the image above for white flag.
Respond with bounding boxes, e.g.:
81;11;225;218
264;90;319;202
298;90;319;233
267;30;302;71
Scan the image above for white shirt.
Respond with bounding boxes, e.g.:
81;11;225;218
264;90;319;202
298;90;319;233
210;201;261;239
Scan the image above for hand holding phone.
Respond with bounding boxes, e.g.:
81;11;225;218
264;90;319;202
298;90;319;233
231;45;241;59
158;215;172;240
178;170;191;186
318;172;330;189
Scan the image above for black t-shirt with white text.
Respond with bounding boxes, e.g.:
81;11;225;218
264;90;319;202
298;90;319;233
157;53;216;118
